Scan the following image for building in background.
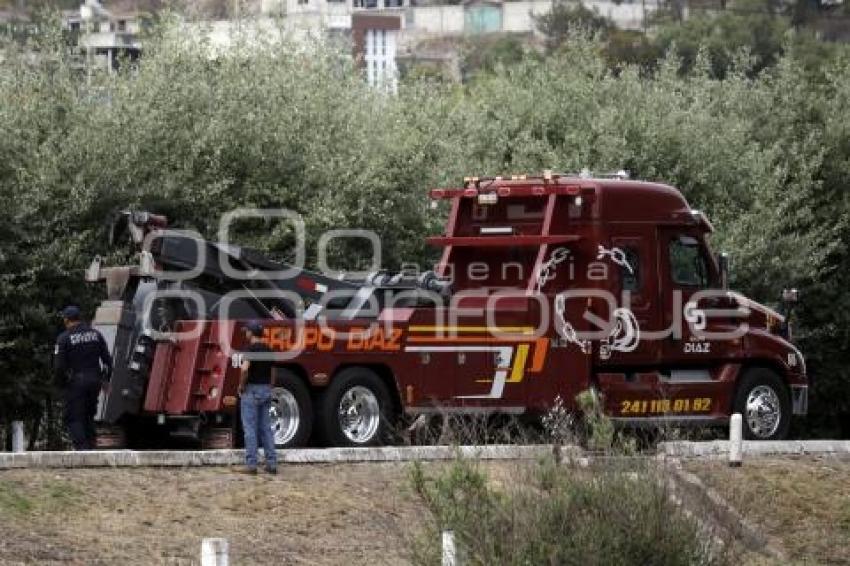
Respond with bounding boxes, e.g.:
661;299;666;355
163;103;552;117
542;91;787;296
64;3;142;74
258;0;659;86
0;0;659;85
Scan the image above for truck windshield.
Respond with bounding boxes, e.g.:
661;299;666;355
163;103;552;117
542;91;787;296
669;236;708;287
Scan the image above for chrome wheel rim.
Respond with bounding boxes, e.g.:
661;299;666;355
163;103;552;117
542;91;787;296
270;387;300;446
745;385;782;439
338;386;381;444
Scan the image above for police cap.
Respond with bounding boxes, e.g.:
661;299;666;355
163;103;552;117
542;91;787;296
60;305;81;321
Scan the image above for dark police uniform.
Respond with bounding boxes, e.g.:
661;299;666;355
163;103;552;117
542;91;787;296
54;322;112;450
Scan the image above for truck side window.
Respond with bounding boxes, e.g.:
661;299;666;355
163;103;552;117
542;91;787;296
621;247;640;292
669;236;708;287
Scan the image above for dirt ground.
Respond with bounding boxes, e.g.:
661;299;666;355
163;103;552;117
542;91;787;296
0;462;437;565
686;456;850;565
2;455;848;565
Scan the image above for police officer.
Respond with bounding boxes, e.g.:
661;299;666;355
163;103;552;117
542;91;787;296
54;305;112;450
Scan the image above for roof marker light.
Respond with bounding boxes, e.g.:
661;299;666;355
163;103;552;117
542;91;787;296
480;227;513;235
478;192;498;205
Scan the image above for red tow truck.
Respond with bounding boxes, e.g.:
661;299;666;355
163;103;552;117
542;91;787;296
88;173;808;448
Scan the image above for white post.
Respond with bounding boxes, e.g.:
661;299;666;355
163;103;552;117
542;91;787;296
11;421;25;453
201;538;229;566
442;529;457;566
729;413;743;468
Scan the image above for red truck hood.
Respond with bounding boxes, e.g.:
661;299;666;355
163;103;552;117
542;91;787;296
727;291;785;333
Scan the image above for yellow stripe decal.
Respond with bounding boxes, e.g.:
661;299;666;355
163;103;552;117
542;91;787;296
408;326;535;334
507;344;530;383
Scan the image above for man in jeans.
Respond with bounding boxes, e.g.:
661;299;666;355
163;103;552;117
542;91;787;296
237;320;278;475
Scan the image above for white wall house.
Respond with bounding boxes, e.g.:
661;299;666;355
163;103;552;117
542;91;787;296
63;0;660;84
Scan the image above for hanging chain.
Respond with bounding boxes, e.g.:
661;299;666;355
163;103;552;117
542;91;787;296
536;247;571;293
597;245;634;275
554;294;591;355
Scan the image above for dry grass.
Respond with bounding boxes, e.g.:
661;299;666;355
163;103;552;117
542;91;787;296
0;462;433;565
686;456;850;565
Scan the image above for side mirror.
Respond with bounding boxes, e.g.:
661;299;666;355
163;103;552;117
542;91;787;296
717;252;730;290
780;288;799;340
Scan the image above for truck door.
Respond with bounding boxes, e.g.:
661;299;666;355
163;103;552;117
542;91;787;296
659;231;717;362
658;229;722;415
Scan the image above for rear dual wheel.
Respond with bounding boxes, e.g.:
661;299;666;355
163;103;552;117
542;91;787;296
317;367;394;447
268;369;313;448
264;367;394;448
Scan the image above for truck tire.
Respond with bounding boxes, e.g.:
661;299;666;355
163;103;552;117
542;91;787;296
318;367;393;447
270;369;313;448
733;368;791;440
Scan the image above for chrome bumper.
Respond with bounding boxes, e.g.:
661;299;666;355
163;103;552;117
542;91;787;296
791;385;808;416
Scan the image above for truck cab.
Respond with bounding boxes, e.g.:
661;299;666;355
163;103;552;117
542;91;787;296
422;173;807;440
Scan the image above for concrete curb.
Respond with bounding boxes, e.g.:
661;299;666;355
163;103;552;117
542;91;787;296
0;444;566;469
659;440;850;459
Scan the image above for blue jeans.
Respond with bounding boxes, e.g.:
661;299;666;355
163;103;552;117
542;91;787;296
240;384;278;469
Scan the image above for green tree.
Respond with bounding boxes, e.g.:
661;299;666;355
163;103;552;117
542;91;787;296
651;1;789;77
534;1;611;52
461;35;531;81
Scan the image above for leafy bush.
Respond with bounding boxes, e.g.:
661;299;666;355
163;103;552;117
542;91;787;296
535;2;611;52
409;457;727;565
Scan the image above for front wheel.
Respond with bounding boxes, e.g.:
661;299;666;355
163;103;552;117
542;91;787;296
270;369;313;448
318;367;394;447
733;368;791;440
